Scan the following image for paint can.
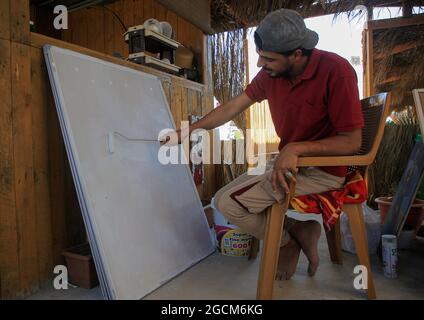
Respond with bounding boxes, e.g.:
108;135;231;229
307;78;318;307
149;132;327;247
210;197;252;257
382;234;398;278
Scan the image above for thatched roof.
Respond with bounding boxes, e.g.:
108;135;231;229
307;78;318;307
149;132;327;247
373;20;424;108
211;0;424;31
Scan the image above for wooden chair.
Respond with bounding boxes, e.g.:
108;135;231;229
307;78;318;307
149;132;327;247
255;92;392;300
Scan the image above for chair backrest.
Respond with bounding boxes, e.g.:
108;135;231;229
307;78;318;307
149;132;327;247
349;92;391;173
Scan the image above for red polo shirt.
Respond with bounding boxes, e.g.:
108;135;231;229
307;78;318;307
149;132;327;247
245;48;364;177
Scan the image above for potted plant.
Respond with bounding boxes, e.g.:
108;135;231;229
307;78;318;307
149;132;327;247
375;196;424;232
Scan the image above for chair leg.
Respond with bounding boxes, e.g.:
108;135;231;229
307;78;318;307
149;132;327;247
325;219;343;264
256;202;286;300
256;179;296;300
344;203;377;300
248;237;260;260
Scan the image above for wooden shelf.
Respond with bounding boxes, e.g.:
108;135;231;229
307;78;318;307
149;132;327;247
124;25;180;54
127;52;181;74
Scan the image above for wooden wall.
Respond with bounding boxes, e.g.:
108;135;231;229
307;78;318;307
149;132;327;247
61;0;206;83
1;0;216;299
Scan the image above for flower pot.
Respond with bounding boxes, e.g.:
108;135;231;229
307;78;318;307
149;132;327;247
375;196;424;232
62;243;99;289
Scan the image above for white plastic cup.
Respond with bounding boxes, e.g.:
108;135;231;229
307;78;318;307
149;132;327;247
382;234;398;278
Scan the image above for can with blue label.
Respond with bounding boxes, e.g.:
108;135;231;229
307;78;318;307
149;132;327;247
382;234;398;278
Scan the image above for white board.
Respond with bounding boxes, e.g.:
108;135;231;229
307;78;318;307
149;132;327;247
44;45;215;299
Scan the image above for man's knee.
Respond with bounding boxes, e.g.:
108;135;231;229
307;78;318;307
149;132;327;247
215;190;247;223
214;191;231;217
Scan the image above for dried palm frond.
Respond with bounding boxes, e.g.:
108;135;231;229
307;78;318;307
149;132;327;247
367;121;419;208
210;28;248;182
373;23;424;108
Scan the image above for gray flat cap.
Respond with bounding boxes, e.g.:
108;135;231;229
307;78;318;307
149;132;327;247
255;9;319;52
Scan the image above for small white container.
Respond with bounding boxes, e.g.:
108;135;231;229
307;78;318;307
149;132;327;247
382;234;398;278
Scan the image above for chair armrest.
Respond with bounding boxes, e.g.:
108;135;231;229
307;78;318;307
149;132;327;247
297;154;372;167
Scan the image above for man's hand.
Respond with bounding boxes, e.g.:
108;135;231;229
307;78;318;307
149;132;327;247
159;129;181;146
159;128;190;146
271;145;298;194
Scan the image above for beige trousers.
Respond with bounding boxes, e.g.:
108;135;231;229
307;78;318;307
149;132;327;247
214;164;345;247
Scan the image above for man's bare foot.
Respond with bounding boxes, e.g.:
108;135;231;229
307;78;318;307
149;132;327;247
289;220;321;276
275;238;301;281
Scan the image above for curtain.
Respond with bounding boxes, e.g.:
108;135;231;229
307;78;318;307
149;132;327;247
210;28;248;184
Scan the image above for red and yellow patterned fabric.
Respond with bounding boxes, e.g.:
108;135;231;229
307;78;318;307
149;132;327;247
290;171;367;231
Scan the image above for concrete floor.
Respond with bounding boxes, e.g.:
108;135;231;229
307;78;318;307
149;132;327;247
27;214;424;300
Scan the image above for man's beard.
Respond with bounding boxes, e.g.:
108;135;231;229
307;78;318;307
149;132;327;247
264;66;292;78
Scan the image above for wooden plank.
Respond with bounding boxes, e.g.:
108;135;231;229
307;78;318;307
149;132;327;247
86;9;96;51
113;0;125;57
64;157;86;247
79;8;88;48
61;9;72;43
364;29;375;96
34;6;61;40
367;13;424;30
122;0;133;58
71;10;86;47
192;88;199;116
30;32;206;89
10;0;30;44
104;3;115;55
0;38;20;299
30;47;54;282
11;41;38;296
176;16;187;47
165;8;178;39
119;0;134;57
87;7;104;53
187;89;193;115
201;91;207;116
202;34;213;92
133;0;144;26
153;2;166;21
181;86;188;122
47;68;67;267
170;79;182;129
35;36;69;264
144;0;154;20
0;0;10;40
123;0;134;28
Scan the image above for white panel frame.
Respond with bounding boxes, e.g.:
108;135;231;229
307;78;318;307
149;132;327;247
43;45;215;299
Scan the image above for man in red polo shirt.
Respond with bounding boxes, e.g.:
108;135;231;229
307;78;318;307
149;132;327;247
161;9;363;280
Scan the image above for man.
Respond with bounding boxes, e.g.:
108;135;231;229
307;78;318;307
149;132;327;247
161;9;363;280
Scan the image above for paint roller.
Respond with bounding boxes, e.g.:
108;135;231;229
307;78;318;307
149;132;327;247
107;131;160;154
